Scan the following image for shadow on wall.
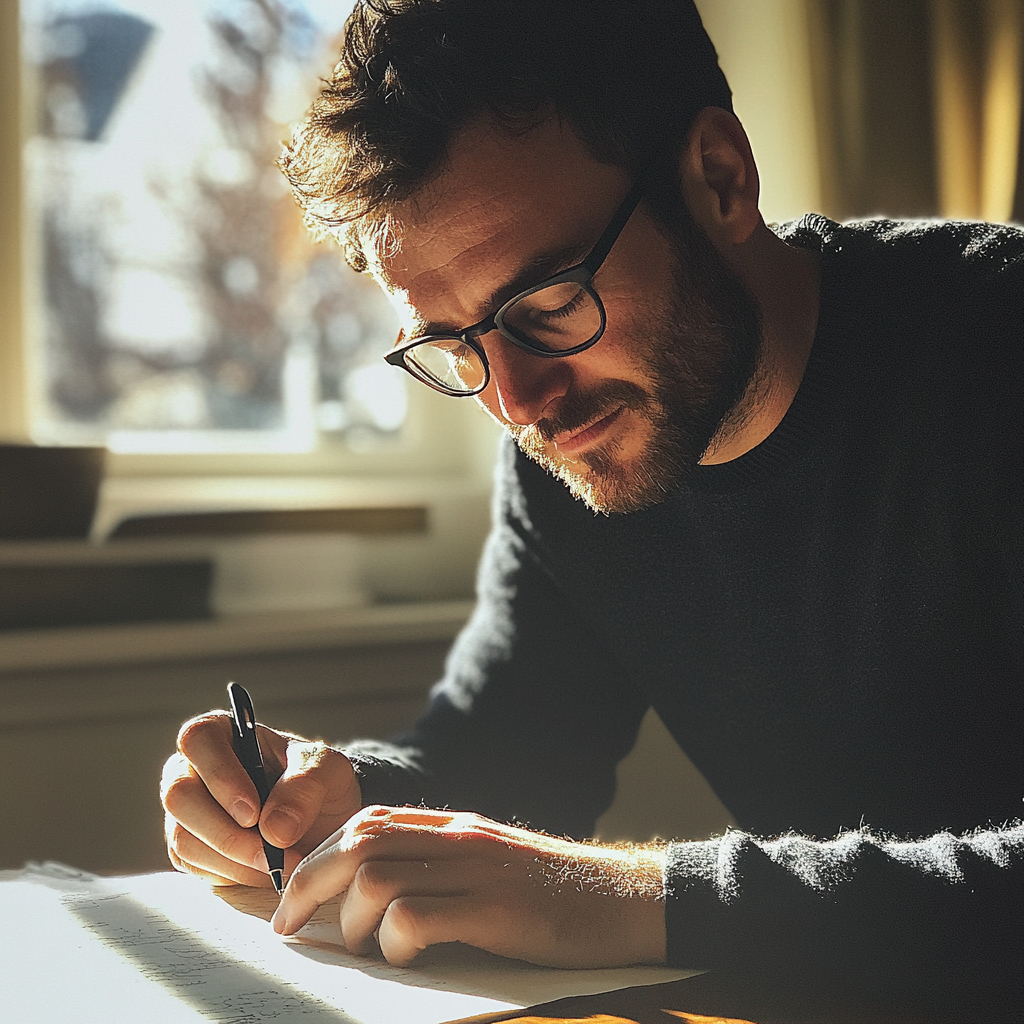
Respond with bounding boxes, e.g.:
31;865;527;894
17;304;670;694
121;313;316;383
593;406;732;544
595;708;735;844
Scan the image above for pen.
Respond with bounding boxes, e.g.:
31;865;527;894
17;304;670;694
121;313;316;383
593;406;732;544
227;682;285;895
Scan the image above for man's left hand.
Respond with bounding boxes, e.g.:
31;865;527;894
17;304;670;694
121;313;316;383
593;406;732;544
270;805;667;969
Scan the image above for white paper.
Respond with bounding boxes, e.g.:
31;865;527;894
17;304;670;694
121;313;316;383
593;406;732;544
0;864;699;1024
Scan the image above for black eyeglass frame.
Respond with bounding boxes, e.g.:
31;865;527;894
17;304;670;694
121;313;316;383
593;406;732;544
383;173;648;397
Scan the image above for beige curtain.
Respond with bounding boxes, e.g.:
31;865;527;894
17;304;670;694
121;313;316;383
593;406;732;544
932;0;1023;221
807;0;1023;224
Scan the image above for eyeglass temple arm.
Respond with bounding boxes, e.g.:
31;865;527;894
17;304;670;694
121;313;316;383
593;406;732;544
582;174;649;274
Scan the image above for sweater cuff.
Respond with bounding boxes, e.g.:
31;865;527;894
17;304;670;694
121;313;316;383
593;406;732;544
344;747;429;808
663;836;733;970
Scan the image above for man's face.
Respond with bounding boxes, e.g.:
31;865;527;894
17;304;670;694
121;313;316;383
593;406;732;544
369;118;761;513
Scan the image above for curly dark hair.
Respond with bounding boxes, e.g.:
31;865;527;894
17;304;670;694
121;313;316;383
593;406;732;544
280;0;732;270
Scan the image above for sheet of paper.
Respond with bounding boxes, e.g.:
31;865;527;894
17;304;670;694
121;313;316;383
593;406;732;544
0;864;700;1024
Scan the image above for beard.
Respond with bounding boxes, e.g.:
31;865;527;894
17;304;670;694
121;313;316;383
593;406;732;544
509;202;764;515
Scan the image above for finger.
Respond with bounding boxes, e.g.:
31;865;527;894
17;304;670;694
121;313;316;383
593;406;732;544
340;859;470;955
162;751;271;874
176;712;261;827
378;895;494;967
272;838;360;935
260;741;360;850
166;813;274;888
275;822;475;935
301;802;407;861
166;839;240;887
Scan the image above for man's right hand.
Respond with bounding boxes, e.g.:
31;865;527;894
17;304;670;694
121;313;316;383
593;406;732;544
161;711;362;888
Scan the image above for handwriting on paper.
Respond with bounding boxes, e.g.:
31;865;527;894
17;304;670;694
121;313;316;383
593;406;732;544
61;889;356;1022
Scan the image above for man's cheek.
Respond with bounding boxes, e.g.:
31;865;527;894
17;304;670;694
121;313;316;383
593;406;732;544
474;391;511;430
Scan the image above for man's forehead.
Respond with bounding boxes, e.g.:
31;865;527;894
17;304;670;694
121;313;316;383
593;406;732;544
361;117;630;328
384;183;529;276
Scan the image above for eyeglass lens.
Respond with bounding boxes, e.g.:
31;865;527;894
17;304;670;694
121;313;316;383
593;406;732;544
406;281;602;393
500;281;602;352
405;339;487;394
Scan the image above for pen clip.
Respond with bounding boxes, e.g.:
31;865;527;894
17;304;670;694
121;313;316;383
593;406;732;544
227;682;270;804
228;682;256;749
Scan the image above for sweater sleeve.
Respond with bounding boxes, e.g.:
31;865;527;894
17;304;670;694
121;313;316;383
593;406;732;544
664;822;1024;1021
344;439;650;839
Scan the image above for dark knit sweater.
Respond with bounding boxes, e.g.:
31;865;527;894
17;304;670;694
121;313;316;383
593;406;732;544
348;217;1023;1021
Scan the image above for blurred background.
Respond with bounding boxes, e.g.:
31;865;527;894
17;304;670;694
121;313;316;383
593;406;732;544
1;0;1021;875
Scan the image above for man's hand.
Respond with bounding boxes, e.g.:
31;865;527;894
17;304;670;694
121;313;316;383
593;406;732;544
270;805;668;969
161;712;361;888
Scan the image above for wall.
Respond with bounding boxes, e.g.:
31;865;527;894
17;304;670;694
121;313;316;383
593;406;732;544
696;0;823;223
1;637;450;874
0;0;28;440
1;616;732;875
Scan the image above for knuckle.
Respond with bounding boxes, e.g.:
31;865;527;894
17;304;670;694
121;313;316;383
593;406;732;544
160;767;199;816
290;739;329;772
158;761;192;815
273;774;319;815
386;896;423;938
176;711;229;757
166;820;193;859
217;824;256;864
286;860;315;900
166;816;213;863
163;810;179;844
353;861;392;901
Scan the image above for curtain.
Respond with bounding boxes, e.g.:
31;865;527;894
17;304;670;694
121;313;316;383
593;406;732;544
806;0;1023;224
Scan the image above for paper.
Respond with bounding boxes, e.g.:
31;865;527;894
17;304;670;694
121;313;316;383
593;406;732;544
0;864;699;1024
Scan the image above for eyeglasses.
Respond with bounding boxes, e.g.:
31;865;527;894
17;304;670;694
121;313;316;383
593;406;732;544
383;175;647;397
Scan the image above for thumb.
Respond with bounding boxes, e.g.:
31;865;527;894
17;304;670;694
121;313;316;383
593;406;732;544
260;738;359;849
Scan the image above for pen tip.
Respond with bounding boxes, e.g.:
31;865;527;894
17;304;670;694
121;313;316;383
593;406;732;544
270;869;284;896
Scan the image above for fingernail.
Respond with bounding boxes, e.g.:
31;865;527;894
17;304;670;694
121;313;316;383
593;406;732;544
231;799;255;826
265;808;300;846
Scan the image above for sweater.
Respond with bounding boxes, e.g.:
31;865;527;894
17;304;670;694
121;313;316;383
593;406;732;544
347;216;1023;1022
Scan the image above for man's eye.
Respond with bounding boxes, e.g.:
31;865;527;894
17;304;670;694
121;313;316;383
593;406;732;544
539;292;588;319
521;284;589;322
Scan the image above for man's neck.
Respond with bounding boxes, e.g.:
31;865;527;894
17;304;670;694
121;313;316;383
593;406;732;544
700;219;821;465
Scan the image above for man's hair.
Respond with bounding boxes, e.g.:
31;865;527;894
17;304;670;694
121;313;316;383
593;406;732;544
280;0;732;270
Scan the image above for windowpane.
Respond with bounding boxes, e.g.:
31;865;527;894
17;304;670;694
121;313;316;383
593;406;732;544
22;0;403;452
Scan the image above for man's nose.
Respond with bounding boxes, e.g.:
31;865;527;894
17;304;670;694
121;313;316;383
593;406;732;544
482;332;572;426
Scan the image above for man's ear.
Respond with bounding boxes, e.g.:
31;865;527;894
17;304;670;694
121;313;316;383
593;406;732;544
678;107;761;247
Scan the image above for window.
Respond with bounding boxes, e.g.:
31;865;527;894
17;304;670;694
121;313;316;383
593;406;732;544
20;0;409;456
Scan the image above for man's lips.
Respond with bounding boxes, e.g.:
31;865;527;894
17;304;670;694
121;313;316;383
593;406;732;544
552;406;625;453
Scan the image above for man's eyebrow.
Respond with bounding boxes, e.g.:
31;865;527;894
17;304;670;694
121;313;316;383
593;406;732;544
421;241;593;335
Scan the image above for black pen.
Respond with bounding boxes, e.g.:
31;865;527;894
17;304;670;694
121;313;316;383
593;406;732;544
227;682;285;895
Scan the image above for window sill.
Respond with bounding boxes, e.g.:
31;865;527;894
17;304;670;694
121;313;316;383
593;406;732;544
0;599;473;675
86;474;494;606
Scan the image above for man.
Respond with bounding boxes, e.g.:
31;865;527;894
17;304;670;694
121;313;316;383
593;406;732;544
161;2;1022;1019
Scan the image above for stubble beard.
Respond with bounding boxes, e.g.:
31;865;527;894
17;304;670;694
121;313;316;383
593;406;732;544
511;214;764;515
